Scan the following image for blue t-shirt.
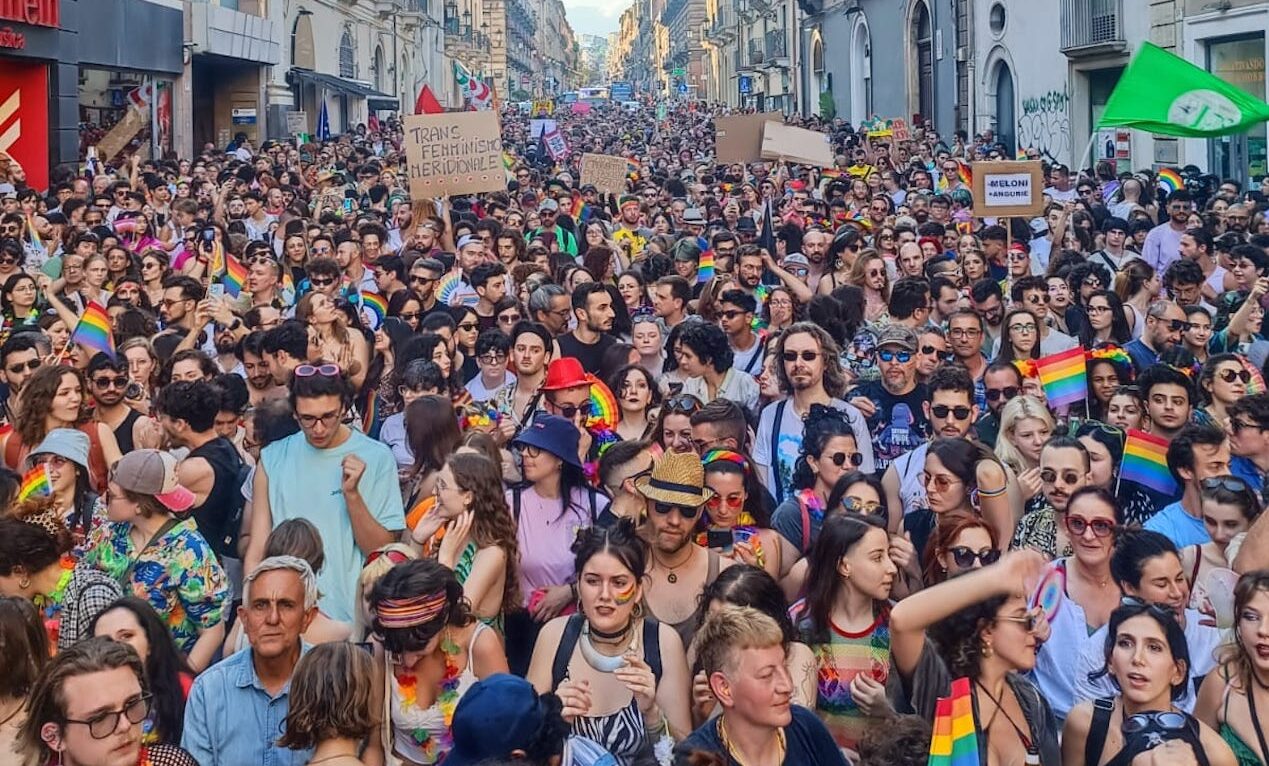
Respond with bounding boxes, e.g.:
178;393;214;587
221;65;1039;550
1230;455;1265;494
673;705;847;765
1143;501;1210;548
261;429;405;622
1124;338;1159;376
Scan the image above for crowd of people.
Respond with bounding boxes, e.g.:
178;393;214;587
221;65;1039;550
0;98;1268;766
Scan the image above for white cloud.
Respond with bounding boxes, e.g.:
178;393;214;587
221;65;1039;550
561;0;626;37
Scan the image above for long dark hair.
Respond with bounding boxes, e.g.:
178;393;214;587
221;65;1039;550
89;597;192;743
693;564;795;646
791;404;857;491
1079;290;1133;346
803;514;888;643
1092;602;1191;701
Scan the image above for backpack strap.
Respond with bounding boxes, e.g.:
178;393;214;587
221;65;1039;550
1085;696;1116;766
642;617;663;685
799;492;812;554
551;613;586;691
769;399;787;504
512;486;523;523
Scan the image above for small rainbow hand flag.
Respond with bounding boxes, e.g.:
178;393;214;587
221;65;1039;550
1034;346;1088;408
697;250;716;285
1122;429;1177;495
587;378;619;430
436;272;463;306
71;301;115;359
18;465;51;501
222;252;247;298
1157;168;1184;194
569;191;586;220
359;291;388;331
956;160;973;188
928;677;979;766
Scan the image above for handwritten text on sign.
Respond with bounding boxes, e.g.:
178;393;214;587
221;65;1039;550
403;112;505;197
983;174;1034;207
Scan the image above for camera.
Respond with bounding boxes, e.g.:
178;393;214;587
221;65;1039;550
124;382;144;400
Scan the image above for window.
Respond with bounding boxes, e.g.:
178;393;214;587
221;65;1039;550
339;27;356;79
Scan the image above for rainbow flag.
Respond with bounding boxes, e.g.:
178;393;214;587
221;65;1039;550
569;191;586;220
25;215;44;254
929;677;979;766
1157;168;1184;195
359;291;388;330
1122;429;1177;495
587;379;619;430
956;160;973;188
436;272;463;306
70;302;115;359
18;465;51;501
222;252;247;297
1034;346;1087;408
697;250;715;284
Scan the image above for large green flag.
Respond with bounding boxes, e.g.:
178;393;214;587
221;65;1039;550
1097;42;1269;137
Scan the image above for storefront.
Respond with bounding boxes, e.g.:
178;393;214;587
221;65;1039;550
0;0;181;191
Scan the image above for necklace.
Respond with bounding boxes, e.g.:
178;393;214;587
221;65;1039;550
717;715;786;766
393;631;462;758
653;547;693;584
307;751;359;765
578;621;638;673
975;679;1038;764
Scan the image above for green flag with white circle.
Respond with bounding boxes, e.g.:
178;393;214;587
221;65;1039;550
1097;42;1269;137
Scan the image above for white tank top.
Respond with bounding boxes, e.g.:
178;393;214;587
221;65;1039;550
893;442;931;518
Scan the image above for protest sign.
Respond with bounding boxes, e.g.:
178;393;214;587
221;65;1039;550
970;160;1046;217
543;128;570;161
891;118;911;142
403;111;505;197
760;122;835;167
529;119;558;139
581;153;629;195
715;112;781;164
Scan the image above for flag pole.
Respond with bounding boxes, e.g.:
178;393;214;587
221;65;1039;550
1076;131;1099;178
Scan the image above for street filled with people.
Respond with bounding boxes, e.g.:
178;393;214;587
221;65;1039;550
2;97;1269;766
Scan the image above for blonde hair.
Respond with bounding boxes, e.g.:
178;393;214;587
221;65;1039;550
695;605;785;678
848;249;891;301
353;543;418;638
994;395;1055;473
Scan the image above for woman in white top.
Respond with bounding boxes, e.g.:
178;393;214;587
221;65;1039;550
1114;259;1161;340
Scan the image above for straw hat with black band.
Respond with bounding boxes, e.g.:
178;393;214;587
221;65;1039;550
634;451;715;509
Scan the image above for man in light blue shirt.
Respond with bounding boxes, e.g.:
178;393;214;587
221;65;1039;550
1144;423;1230;548
1141;189;1191;276
245;365;405;622
182;556;316;766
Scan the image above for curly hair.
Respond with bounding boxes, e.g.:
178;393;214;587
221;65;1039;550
278;642;377;750
774;321;848;398
928;593;1010;679
446;452;521;612
370;558;473;654
857;714;933;766
677;320;734;373
0;496;74;576
791;404;857;490
17;366;88;447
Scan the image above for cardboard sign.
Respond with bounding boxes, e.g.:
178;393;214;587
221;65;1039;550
891;118;911;142
532;100;554;116
96;107;147;164
529;119;557;139
715;112;781;164
581;153;629;196
286;111;308;136
760;122;835;168
859;117;893;138
403;111;505;197
971;160;1046;217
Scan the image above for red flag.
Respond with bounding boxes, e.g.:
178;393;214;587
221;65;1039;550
415;84;444;115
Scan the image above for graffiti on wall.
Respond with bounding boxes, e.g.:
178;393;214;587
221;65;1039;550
1018;89;1070;164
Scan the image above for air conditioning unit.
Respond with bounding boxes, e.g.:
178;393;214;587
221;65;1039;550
956;45;968;62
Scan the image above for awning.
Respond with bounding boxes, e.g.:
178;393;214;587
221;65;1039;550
289;69;400;111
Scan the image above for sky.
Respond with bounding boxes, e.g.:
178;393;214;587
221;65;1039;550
562;0;624;39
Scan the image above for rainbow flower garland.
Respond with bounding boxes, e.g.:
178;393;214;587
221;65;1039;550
394;633;463;759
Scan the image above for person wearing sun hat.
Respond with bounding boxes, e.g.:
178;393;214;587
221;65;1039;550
635;451;731;649
80;449;229;670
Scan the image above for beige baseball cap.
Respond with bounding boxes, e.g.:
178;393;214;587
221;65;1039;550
111;450;195;513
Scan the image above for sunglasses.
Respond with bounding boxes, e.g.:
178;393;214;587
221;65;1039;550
948;546;1001;568
499;313;522;324
653;501;699;519
1201;476;1251;493
719;309;747;320
1040;468;1083;485
1217;368;1252;384
841;497;882;516
1064;514;1116;538
7;359;40;374
365;548;411;567
931;405;972;421
309;277;336;287
664;395;702;414
1164;319;1193;332
996;610;1043;633
920;472;961;492
878;349;912;363
457;322;479;332
552;401;594;419
782;350;820;363
825;451;864;468
295;363;341;377
985;386;1020;402
706;494;744;510
92;375;128;389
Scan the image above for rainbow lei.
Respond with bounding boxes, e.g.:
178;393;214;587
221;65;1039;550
33;555;75;648
394;633;463;757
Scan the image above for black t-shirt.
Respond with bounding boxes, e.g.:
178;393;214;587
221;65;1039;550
557;331;617;374
674;706;847;766
850;379;931;473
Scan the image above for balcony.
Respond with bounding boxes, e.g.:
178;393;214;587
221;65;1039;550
704;7;736;44
747;40;764;67
1060;0;1126;57
763;29;787;65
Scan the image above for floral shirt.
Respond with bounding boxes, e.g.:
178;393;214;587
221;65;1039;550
81;518;229;654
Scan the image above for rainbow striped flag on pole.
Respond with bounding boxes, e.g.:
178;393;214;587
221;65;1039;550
222;252;248;297
1034;346;1088;407
929;677;979;766
70;302;115;359
1122;429;1177;495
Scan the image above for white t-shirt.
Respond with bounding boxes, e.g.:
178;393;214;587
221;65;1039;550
753;397;875;504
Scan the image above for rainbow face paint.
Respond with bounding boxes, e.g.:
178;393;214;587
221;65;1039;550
613;580;638;605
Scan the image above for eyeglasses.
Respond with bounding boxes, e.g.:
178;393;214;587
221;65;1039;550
782;350;820;363
1009;323;1037;334
552;401;593;419
1232;418;1268;433
295;408;343;429
7;359;40;374
931;404;972;421
996;610;1042;633
1064;515;1117;538
948;327;981;338
478;352;507;364
1217;368;1252;384
33;455;69;469
920;472;962;492
653;501;700;519
295;363;341;378
985;386;1020;402
92;375;128;389
664;395;703;414
1202;476;1251;493
949;546;1002;568
825;451;863;468
877;349;912;363
64;694;152;739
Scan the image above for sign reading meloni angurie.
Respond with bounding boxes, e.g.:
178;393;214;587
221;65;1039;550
970;160;1046;217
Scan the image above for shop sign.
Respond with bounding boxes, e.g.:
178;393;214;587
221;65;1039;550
0;25;23;48
0;59;50;190
231;108;257;125
0;0;58;28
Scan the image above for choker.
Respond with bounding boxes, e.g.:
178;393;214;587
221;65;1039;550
589;621;633;642
578;621;638;673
